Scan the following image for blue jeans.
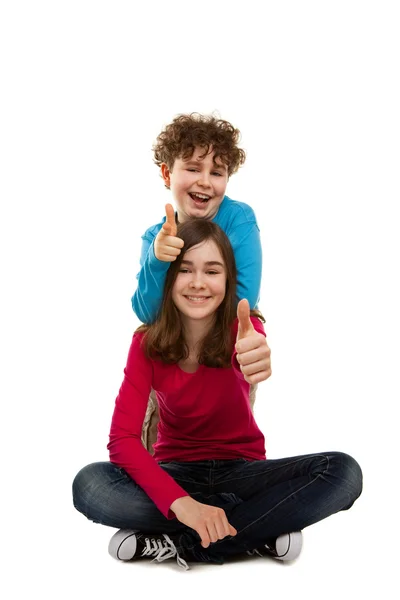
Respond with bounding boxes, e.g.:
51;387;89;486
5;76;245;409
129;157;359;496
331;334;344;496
72;452;362;563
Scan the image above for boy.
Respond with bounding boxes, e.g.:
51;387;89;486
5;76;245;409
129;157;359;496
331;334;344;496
132;113;264;451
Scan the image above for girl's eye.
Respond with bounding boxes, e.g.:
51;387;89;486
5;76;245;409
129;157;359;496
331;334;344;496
179;268;190;273
187;168;198;172
207;270;219;275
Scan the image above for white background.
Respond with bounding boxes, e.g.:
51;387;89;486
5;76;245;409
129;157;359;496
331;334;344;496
1;1;399;598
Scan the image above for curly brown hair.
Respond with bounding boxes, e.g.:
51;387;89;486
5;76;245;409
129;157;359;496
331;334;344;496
153;113;246;177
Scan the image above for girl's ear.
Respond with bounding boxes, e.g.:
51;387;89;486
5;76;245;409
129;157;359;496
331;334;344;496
161;163;171;188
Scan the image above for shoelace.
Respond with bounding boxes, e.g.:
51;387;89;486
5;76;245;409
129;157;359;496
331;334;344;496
246;542;275;558
246;549;264;557
141;535;189;571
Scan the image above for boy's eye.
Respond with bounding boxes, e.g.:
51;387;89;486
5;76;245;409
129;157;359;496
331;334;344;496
187;168;198;172
212;172;222;177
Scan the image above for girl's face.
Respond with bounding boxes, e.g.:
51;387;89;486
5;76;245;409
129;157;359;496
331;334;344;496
172;239;227;325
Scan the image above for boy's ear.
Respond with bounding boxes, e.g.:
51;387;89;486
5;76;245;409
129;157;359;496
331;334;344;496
161;163;171;188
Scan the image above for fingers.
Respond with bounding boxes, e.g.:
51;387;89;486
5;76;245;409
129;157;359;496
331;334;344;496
236;299;255;341
200;524;236;548
240;358;270;377
197;511;237;548
236;336;272;384
173;497;237;549
205;522;220;546
156;237;184;262
243;367;272;385
197;525;211;548
159;234;184;250
229;524;238;537
154;231;184;262
236;332;265;355
237;356;272;384
214;516;234;541
236;341;271;365
238;352;269;372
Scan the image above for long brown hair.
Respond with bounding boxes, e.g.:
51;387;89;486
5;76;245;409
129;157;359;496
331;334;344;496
137;219;238;368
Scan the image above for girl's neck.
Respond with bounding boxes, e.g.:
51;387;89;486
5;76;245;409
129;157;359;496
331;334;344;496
181;315;215;356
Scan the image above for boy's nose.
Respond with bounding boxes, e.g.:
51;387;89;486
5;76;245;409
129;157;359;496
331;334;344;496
197;173;211;187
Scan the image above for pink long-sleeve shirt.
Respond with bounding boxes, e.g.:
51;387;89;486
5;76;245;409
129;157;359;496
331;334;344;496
108;317;266;519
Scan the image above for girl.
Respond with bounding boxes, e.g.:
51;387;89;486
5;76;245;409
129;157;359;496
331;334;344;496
72;220;362;570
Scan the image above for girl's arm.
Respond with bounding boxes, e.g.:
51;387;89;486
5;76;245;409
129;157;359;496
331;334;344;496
108;333;189;518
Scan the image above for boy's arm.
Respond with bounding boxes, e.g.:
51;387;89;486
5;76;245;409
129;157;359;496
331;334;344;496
131;233;170;323
229;221;262;308
131;205;183;324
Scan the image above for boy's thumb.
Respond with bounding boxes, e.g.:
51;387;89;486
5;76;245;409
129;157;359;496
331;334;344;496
165;203;177;236
161;221;172;236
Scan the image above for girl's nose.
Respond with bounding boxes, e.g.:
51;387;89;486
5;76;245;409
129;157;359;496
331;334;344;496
189;275;205;289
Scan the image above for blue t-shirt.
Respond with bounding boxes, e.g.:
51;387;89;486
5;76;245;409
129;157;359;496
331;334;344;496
132;195;262;323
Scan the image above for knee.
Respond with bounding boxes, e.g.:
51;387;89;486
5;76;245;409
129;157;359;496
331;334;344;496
72;462;105;514
329;452;363;505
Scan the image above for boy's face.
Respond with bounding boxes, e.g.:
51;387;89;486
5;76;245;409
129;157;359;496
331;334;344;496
161;147;229;223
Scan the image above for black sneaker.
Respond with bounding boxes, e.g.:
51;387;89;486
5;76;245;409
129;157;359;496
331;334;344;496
108;529;189;570
247;531;303;561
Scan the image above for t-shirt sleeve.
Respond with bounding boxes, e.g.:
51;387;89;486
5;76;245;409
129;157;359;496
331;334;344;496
107;333;189;518
131;228;170;324
228;221;262;309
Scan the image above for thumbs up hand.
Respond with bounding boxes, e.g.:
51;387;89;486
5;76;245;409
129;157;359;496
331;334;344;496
235;299;272;384
154;204;184;262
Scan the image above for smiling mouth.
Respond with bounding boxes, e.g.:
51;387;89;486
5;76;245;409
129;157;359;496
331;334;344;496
189;192;211;203
184;295;211;303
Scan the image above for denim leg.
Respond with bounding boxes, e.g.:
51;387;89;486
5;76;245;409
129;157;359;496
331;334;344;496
72;462;187;536
176;452;363;563
72;454;363;565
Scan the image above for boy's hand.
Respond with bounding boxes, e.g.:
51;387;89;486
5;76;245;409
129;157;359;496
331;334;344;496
170;496;237;549
154;204;184;262
235;299;272;384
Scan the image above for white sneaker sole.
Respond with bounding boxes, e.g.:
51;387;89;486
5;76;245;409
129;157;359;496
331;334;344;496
108;529;138;561
275;531;303;561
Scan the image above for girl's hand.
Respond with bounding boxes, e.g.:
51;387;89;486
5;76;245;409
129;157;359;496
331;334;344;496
154;203;184;262
170;496;237;548
235;299;272;384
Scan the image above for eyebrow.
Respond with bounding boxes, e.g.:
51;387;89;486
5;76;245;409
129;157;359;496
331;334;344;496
181;260;225;267
184;159;227;171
